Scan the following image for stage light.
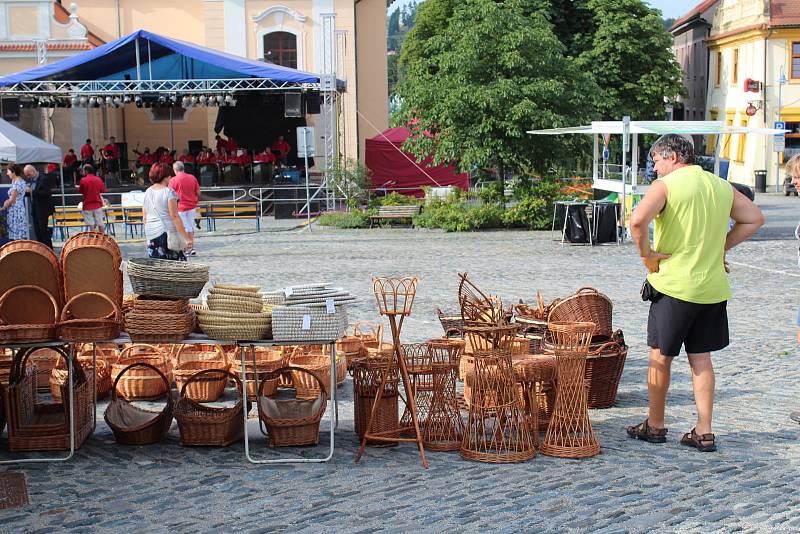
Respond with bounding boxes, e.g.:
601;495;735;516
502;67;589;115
198;95;207;104
225;94;233;104
70;96;79;107
157;95;167;105
105;96;113;106
190;95;198;105
169;94;177;104
123;95;131;104
215;95;224;104
88;96;97;107
230;98;237;107
181;96;191;107
79;96;88;106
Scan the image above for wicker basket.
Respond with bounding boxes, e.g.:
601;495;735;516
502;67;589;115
58;292;121;342
60;232;122;313
0;285;59;343
50;350;113;401
127;257;209;299
131;297;190;314
197;309;272;341
258;366;327;447
6;346;93;452
547;287;613;338
124;309;195;343
584;332;628;409
174;369;245;447
0;240;63;308
351;355;400;445
23;348;62;389
229;347;285;400
437;308;465;338
104;362;174;445
271;305;347;342
171;344;227;367
288;353;330;399
206;295;264;314
111;346;171;400
174;347;230;403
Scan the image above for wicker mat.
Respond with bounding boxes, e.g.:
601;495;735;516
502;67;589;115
0;472;29;510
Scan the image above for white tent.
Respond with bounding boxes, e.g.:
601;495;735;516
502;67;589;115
0;118;61;163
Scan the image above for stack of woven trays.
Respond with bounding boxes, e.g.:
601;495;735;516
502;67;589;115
124;297;195;342
271;283;352;342
198;284;272;341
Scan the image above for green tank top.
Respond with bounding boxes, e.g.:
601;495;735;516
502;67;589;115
646;165;734;304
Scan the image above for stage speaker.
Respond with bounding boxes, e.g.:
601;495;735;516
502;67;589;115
305;91;321;114
0;98;20;121
115;142;128;170
284;93;302;117
188;139;203;155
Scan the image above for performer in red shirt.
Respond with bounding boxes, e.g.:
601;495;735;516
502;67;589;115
80;138;95;164
272;136;291;165
159;150;175;165
236;150;252;167
227;137;239;153
223;150;238;165
102;137;120;159
135;147;155;166
178;149;195;164
254;149;276;163
197;148;217;165
63;150;78;168
63;149;79;185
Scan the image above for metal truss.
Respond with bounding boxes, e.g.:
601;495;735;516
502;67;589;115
0;78;320;96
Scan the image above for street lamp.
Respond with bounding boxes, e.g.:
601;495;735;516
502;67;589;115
776;66;787;192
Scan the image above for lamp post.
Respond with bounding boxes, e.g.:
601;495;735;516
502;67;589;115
776;67;787;192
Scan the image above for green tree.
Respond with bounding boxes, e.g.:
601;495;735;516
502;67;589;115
397;0;600;176
578;0;684;119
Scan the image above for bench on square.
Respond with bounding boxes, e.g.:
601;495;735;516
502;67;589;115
204;201;260;232
368;205;421;228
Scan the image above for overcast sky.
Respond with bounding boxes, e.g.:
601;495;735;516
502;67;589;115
390;0;701;20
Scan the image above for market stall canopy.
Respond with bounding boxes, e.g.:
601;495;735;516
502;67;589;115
365;127;470;197
0;29;338;88
0;118;61;163
527;121;789;136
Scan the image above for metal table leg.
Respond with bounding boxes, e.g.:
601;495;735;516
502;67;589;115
0;347;75;465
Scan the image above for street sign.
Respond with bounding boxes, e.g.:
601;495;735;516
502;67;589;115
774;121;785;152
297;126;315;157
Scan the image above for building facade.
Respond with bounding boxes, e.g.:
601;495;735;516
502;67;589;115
0;0;390;166
705;0;800;188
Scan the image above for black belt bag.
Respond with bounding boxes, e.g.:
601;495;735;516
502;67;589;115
640;280;664;303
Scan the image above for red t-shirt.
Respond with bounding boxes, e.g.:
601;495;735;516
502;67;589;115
80;143;94;159
197;153;216;164
79;174;107;210
236;153;252;166
227;138;238;152
103;144;120;159
137;153;155;165
179;154;195;164
63;154;78;167
272;140;290;157
255;152;275;163
169;172;200;212
160;153;175;165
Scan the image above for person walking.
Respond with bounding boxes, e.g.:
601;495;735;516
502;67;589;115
2;164;29;240
78;164;107;233
786;154;800;425
169;161;200;255
626;134;764;452
23;164;54;248
142;162;193;261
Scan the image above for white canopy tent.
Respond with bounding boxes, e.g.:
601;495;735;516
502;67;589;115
0;118;61;164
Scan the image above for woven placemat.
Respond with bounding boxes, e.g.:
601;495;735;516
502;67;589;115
0;472;29;510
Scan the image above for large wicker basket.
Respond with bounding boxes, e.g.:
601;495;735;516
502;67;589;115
126;258;209;299
0;285;59;343
229;347;285;400
0;240;63;308
58;292;121;342
351;355;400;446
173;346;231;403
258;366;327;447
104;362;174;445
60;232;122;312
174;369;245;447
288;353;330;399
547;287;613;338
271;305;347;342
50;349;113;401
111;345;172;400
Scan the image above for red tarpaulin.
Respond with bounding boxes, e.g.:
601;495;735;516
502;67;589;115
365;127;469;197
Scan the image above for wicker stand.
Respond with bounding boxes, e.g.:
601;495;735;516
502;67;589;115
355;276;429;469
398;343;433;435
352;354;399;446
512;354;556;447
540;322;600;458
422;339;465;451
460;325;535;463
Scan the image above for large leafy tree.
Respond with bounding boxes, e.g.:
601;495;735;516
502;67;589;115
578;0;683;119
397;0;600;175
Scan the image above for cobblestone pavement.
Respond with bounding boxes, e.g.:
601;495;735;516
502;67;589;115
2;194;799;533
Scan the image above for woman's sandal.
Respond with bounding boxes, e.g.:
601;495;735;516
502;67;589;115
680;428;717;452
626;419;668;444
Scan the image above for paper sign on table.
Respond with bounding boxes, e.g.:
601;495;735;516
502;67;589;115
326;298;335;314
302;314;311;330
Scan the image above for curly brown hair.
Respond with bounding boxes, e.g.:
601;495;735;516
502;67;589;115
148;162;174;184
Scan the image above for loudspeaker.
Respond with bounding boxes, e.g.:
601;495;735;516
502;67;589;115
188;139;203;155
305;91;321;114
115;142;128;170
284;93;302;117
0;98;20;121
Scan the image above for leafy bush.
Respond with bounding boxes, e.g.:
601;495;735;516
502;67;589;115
317;210;368;228
414;198;504;232
371;191;423;208
502;196;549;229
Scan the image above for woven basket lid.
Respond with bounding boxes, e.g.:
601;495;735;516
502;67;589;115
0;240;62;306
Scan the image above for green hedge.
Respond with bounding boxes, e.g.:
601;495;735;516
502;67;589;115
317;210;369;228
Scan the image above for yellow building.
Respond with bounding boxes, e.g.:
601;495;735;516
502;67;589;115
0;0;391;165
705;0;800;189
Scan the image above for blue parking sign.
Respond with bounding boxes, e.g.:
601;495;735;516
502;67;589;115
775;121;785;133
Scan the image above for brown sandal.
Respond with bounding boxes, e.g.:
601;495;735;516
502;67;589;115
626;419;667;444
680;428;716;452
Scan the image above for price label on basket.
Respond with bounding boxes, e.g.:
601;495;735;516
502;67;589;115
325;298;335;314
302;314;311;330
285;287;293;297
119;260;125;272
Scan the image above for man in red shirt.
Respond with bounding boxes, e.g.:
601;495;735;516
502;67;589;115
63;149;79;185
254;149;276;164
136;147;155;166
159;150;175;165
197;148;216;165
102;136;120;180
272;136;291;167
80;139;95;165
169;161;201;254
178;149;195;164
236;150;252;167
78;164;107;233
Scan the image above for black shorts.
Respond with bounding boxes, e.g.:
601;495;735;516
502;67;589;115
647;294;729;357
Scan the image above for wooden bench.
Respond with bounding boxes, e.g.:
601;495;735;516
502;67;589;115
204;201;260;232
368;205;421;228
51;205;120;240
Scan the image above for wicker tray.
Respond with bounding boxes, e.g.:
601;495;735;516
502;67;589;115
127;258;209;299
198;310;272;341
0;285;59;343
0;240;63;309
271;305;347;342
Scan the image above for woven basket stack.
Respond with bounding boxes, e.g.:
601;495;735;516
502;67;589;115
124;297;195;343
271;284;352;342
126;258;209;299
198;284;272;341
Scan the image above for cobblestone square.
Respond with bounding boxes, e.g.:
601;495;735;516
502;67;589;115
1;194;799;533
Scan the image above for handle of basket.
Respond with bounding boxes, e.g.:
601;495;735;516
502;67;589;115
11;345;83;387
589;342;621;356
174;344;226;367
60;291;121;323
0;284;59;324
111;361;173;405
262;365;326;398
179;367;242;405
119;343;166;362
576;287;600;295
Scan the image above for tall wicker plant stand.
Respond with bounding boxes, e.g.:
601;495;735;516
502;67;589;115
355;277;429;469
422;339;465;451
460;325;534;463
352;355;399;446
398;343;433;436
540;322;600;459
512;354;557;448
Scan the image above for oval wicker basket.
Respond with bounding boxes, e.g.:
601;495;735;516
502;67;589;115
288;353;330;399
127;257;209;299
50;351;113;401
229;347;284;400
0;285;59;343
174;369;246;447
58;292;121;342
104;362;174;445
547;287;613;338
258;366;327;447
0;240;62;308
111;346;171;400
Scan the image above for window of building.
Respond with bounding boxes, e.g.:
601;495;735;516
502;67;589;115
792;42;800;79
736;117;748;162
715;51;722;86
263;32;297;69
732;49;739;85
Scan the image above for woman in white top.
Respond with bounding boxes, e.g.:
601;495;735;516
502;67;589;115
142;162;194;260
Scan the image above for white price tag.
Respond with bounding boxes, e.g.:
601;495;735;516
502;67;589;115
325;298;335;314
302;314;311;330
284;287;293;297
119;260;125;272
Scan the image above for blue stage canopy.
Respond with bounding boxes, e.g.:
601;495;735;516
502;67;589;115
0;30;321;86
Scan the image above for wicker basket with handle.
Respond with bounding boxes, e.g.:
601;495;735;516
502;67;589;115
104;362;173;445
547;287;613;338
58;292;121;342
173;347;230;402
0;285;59;343
60;232;122;313
258;366;327;447
174;369;246;447
111;345;172;400
0;240;63;308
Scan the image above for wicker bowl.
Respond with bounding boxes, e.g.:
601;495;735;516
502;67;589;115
127;258;209;299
